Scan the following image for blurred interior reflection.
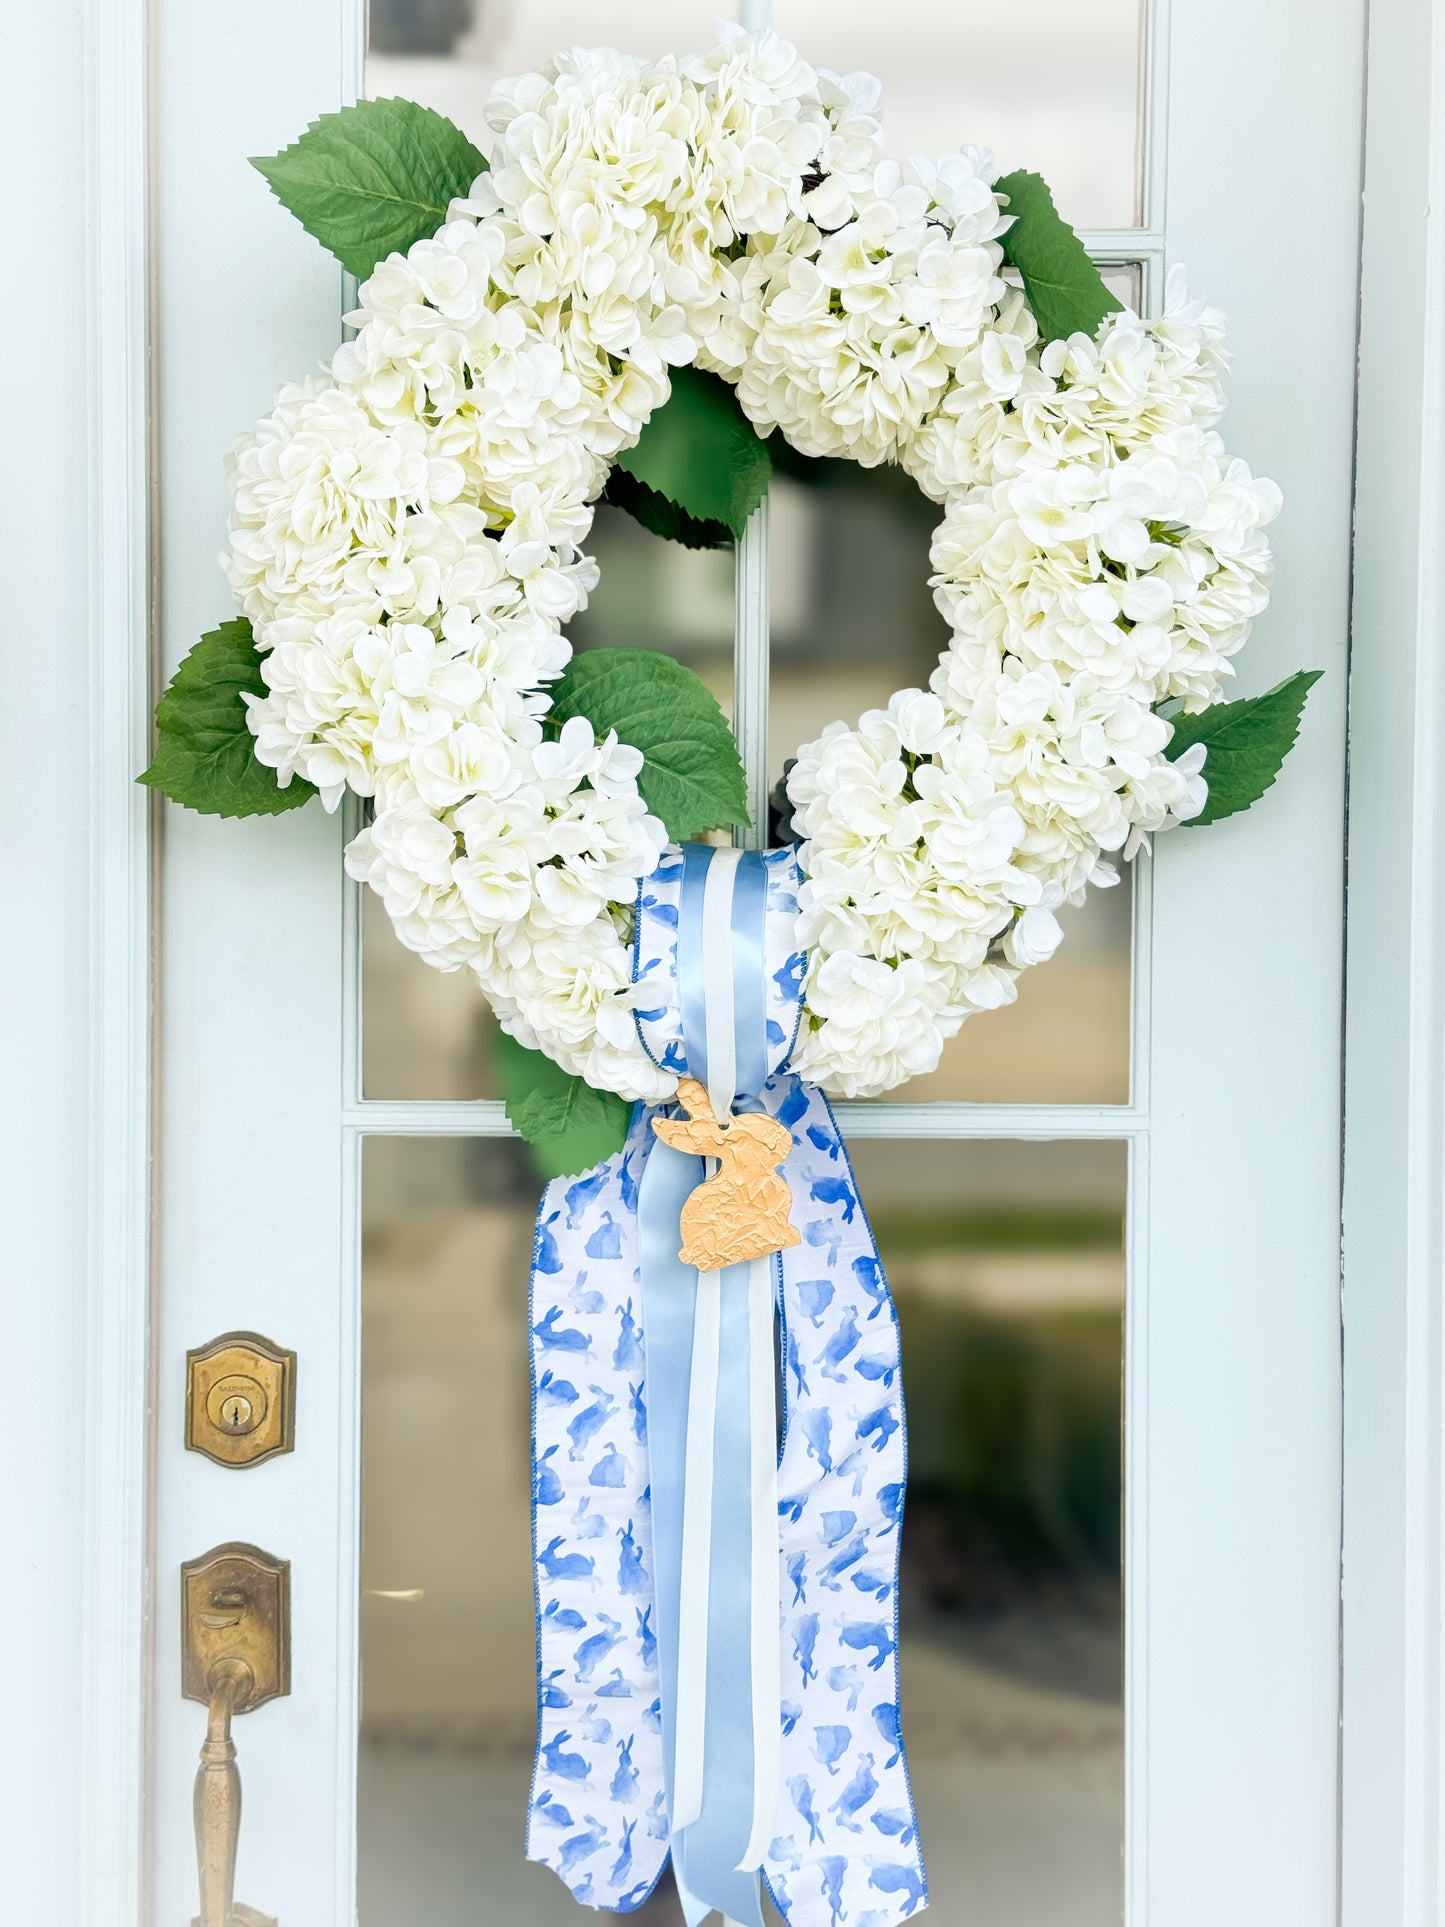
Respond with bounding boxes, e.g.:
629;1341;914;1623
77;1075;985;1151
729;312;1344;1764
765;424;1136;1109
773;0;1144;227
358;1135;1124;1924
368;0;1144;229
362;860;1131;1105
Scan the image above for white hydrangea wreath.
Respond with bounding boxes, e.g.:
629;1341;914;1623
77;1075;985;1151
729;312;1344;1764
224;26;1280;1101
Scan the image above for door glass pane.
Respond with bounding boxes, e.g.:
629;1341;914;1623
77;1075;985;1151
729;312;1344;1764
359;0;740;1101
855;1136;1126;1924
361;0;1144;1104
367;1;728;121
894;889;1130;1104
359;1133;1124;1923
766;265;1141;807
370;1;1145;234
768;445;1133;1106
773;0;1146;230
360;505;732;1100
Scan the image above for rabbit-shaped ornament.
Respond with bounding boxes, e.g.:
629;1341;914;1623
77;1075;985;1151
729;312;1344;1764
651;1077;802;1273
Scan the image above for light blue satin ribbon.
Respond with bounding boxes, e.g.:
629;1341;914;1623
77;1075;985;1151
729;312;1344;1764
526;840;927;1923
639;844;775;1927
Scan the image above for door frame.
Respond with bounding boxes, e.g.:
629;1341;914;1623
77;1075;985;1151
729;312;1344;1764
6;0;1442;1918
1341;0;1445;1915
2;0;153;1921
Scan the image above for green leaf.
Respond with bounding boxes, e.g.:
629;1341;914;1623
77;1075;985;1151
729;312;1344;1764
252;97;487;280
138;619;316;818
1166;671;1323;826
995;168;1124;344
494;1029;631;1180
613;366;771;542
548;648;749;841
601;465;732;550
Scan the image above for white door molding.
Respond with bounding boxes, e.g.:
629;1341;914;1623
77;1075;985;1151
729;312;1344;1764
0;0;153;1921
80;0;154;1913
148;0;361;1917
1342;0;1445;1919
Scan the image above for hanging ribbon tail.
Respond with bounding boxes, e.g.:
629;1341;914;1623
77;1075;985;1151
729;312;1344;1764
525;1119;674;1915
760;1075;928;1925
527;843;927;1927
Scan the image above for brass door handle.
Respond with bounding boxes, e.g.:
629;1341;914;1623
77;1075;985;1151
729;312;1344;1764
182;1544;290;1927
193;1657;270;1927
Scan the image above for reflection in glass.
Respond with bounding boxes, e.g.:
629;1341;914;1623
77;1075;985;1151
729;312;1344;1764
358;1135;1124;1924
767;459;945;800
769;450;1132;1105
774;0;1145;230
1102;265;1145;313
361;888;499;1101
367;0;728;128
370;0;1145;234
570;506;733;714
900;885;1130;1104
858;1137;1125;1927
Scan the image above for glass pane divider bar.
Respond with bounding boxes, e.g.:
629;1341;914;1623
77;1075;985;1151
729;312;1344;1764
734;498;771;850
732;0;772;856
1080;228;1165;260
340;793;364;1114
342;1099;1147;1140
1141;0;1170;238
1129;851;1154;1112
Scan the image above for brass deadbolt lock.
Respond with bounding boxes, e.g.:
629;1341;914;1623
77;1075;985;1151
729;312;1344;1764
186;1333;295;1468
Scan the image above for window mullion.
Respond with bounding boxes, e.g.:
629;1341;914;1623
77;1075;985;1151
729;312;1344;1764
733;498;770;849
733;0;773;851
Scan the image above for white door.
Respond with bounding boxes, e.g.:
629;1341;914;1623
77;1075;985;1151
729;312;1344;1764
147;0;1358;1922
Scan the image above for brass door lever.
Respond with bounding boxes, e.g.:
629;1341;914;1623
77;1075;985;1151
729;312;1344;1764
182;1544;290;1927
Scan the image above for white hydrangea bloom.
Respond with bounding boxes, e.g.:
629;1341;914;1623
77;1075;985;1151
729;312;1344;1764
711;149;1008;467
784;263;1276;1092
225;29;1276;1100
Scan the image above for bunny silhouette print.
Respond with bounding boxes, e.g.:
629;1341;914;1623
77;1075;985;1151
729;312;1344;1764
651;1077;801;1271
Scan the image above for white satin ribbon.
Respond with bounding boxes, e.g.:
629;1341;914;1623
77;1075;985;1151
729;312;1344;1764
671;1260;720;1833
700;846;742;1124
737;1248;782;1872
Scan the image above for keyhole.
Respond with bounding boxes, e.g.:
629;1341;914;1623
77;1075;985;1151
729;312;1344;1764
204;1373;266;1437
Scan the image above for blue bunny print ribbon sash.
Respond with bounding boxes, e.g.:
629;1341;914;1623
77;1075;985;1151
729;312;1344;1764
526;843;926;1926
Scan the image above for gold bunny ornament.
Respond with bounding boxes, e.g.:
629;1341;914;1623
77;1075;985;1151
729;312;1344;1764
651;1077;801;1273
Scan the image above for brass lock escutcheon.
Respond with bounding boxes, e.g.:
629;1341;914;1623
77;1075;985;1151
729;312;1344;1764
186;1332;295;1467
182;1542;291;1927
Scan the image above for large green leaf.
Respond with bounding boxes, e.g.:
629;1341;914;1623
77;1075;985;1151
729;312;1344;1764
138;619;316;818
601;465;731;550
548;648;749;841
613;366;771;542
995;168;1124;345
494;1029;631;1180
252;97;486;280
1166;670;1323;826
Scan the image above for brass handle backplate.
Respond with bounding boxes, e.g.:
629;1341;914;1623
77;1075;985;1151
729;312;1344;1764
182;1543;290;1927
